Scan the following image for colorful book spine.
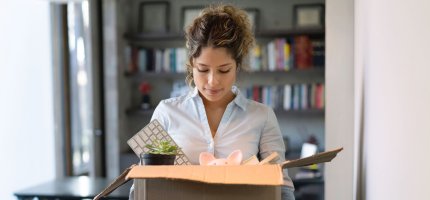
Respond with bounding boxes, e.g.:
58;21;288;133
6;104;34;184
294;35;313;69
243;83;324;111
283;84;292;110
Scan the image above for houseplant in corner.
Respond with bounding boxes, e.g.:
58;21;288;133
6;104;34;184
141;140;180;165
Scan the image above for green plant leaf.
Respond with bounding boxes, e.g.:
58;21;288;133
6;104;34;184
144;140;180;155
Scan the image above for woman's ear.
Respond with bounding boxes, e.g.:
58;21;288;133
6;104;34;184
199;152;216;165
226;149;243;165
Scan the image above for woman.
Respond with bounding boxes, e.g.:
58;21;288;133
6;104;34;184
131;4;295;200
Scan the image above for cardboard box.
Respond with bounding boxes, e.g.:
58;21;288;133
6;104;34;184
133;165;282;200
94;147;342;200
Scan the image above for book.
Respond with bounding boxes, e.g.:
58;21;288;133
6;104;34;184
283;84;292;110
294;35;313;69
312;40;325;67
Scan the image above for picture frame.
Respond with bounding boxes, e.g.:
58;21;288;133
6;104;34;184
244;8;260;32
138;2;170;33
293;4;325;28
181;6;204;30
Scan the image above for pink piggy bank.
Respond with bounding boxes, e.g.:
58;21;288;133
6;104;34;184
199;150;243;166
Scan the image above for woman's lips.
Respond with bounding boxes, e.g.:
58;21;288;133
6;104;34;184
205;88;222;95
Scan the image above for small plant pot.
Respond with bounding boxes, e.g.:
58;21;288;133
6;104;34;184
141;153;176;165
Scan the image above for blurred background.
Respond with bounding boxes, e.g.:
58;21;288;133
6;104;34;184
0;0;429;200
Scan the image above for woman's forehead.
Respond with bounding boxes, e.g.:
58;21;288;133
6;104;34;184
195;47;234;60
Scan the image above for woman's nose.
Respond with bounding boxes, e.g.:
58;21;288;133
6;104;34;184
208;72;219;85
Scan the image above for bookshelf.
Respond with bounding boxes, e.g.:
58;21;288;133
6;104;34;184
122;27;325;117
124;67;325;116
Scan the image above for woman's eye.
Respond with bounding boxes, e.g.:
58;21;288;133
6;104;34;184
219;69;230;74
197;69;209;73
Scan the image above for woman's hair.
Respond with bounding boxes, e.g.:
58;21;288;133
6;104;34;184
184;4;255;87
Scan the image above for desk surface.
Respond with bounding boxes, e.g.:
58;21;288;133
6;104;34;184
14;176;130;200
14;175;321;200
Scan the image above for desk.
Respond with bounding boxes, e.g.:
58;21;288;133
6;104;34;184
14;176;130;200
293;178;324;200
14;173;321;200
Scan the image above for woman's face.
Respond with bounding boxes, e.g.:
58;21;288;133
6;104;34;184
193;47;237;104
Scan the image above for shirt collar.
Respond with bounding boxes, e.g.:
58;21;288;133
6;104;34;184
231;86;247;111
187;86;247;111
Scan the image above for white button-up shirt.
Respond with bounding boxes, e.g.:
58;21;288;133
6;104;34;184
151;86;293;188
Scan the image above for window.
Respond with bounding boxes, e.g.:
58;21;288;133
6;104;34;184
51;0;104;177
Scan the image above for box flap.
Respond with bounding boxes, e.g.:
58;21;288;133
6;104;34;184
94;148;343;199
126;165;284;186
281;147;343;168
93;165;135;200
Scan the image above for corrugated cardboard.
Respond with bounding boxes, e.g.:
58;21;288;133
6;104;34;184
93;147;343;200
136;179;281;200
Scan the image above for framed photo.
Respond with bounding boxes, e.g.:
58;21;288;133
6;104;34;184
244;8;260;32
181;6;204;30
293;4;325;28
138;2;170;33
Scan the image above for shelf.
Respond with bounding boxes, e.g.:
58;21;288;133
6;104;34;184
125;107;155;116
126;107;324;117
240;68;324;79
125;68;324;81
124;32;185;41
275;108;325;116
124;28;324;42
125;71;186;80
256;28;325;38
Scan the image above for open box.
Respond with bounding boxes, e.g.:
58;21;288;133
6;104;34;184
93;147;343;200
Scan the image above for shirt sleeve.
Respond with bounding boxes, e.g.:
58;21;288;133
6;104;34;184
259;107;295;190
150;100;169;129
259;107;286;162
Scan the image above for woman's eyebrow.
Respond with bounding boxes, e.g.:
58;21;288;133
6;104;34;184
218;63;233;67
196;63;209;67
196;62;233;67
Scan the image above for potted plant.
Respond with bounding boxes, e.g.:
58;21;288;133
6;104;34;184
141;140;180;165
